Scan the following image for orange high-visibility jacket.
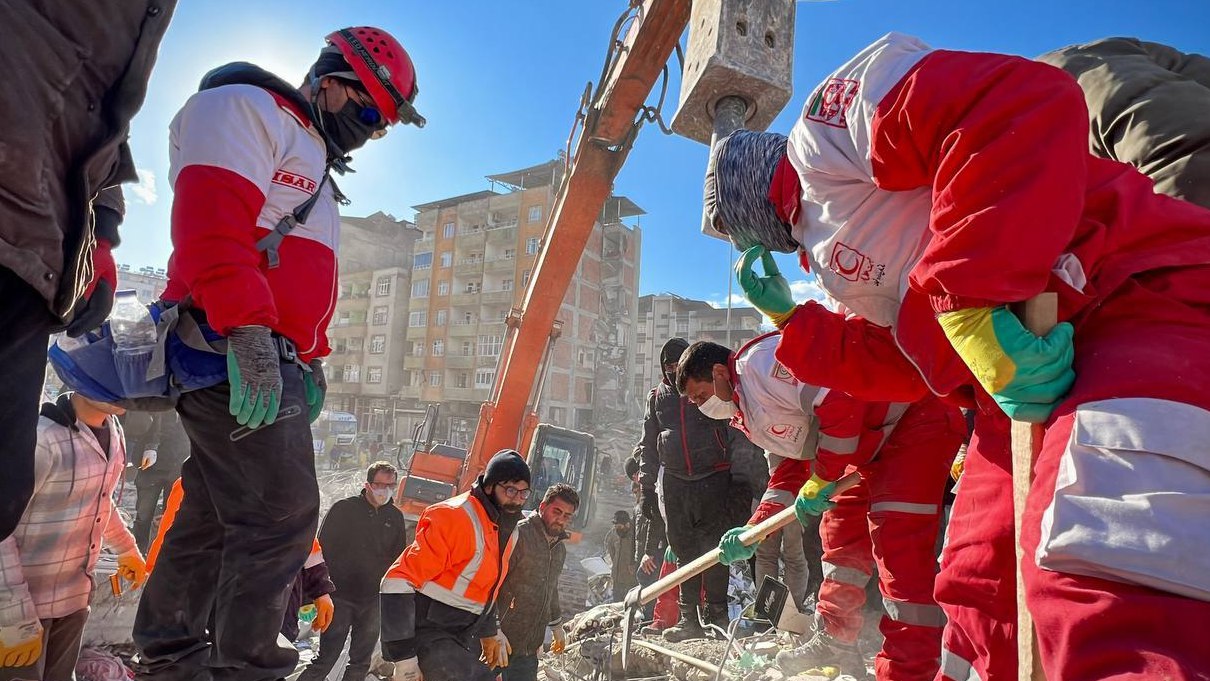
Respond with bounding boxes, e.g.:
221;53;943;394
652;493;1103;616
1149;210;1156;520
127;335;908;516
381;490;518;615
147;477;322;573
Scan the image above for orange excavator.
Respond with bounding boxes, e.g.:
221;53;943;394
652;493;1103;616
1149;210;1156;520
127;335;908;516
396;0;793;528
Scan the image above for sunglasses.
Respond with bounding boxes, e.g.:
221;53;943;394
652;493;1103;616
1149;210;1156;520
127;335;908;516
344;84;389;138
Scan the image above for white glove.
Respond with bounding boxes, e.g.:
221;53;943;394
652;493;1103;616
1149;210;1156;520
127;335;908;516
140;450;157;470
392;656;422;681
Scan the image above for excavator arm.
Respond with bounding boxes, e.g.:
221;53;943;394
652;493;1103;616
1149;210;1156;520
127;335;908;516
461;0;692;488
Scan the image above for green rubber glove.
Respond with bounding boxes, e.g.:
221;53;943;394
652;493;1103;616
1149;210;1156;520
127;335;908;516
718;525;757;565
303;359;326;424
735;245;796;327
937;306;1075;423
664;546;677;564
226;325;282;429
794;474;837;525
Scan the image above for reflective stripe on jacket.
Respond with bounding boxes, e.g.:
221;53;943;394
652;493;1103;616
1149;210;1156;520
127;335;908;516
382;490;518;616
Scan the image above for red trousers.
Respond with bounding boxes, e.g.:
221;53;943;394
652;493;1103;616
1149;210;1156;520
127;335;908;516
654;558;680;628
818;398;964;680
938;266;1210;681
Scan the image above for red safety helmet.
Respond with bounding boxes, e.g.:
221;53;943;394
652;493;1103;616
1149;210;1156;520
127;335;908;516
324;27;424;128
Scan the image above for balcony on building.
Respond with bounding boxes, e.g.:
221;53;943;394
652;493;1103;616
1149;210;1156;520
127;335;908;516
479;288;514;305
448;320;480;337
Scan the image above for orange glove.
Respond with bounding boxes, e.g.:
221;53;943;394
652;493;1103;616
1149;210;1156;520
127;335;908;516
0;620;43;668
118;552;148;589
480;631;511;668
313;594;334;633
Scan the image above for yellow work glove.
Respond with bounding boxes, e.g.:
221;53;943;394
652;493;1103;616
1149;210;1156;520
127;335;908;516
794;474;837;525
118;551;148;589
550;625;566;654
0;620;43;668
950;444;968;482
937;306;1074;423
313;594;334;633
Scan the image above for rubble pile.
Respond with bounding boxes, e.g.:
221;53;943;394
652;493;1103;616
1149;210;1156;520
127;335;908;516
543;604;872;681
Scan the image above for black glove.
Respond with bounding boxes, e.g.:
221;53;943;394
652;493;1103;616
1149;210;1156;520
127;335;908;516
65;279;114;337
640;488;660;520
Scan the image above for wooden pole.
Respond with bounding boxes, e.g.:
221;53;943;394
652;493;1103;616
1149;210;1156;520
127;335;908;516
1010;293;1057;681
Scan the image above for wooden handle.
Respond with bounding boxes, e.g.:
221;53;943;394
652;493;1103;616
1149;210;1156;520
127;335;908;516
1010;292;1057;681
635;471;861;607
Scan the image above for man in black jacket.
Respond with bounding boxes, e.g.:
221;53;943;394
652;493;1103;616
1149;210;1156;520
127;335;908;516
131;411;190;553
635;337;739;641
495;484;579;681
298;462;408;681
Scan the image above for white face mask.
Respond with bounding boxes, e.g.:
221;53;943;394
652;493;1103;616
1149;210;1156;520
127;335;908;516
369;486;392;505
698;395;738;421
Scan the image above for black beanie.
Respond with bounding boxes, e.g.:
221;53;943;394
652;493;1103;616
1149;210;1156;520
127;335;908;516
483;449;531;487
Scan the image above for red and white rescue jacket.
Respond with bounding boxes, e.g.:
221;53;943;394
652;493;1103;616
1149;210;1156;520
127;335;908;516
779;33;1210;410
162;84;340;361
730;333;907;524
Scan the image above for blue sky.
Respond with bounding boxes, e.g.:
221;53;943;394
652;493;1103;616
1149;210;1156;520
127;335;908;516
118;0;1210;308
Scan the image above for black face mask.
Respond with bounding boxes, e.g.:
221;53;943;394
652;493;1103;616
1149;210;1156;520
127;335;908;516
321;100;381;155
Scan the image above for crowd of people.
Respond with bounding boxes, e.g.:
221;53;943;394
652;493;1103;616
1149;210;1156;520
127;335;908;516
1;4;1209;681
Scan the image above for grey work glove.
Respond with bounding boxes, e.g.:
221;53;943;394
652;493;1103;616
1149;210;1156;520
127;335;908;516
225;325;282;428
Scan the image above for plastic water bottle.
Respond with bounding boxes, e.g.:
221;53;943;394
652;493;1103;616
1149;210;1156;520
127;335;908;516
109;290;157;354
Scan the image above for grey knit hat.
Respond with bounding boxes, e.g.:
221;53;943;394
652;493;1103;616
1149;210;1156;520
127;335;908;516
704;130;799;253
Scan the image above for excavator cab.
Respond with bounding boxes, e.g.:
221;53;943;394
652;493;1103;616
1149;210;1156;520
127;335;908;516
524;424;596;531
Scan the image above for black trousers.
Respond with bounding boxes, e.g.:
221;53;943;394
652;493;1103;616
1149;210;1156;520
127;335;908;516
134;469;177;553
132;364;319;681
661;471;730;608
0;268;57;540
297;595;380;681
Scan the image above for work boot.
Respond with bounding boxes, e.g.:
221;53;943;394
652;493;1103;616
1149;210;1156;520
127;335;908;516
662;605;705;642
775;630;868;679
704;603;731;637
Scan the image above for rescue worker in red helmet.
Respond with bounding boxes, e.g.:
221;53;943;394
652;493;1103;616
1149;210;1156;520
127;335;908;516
705;33;1210;681
130;27;422;681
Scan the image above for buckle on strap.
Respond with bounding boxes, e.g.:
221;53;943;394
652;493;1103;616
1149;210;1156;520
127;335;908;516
275;335;300;365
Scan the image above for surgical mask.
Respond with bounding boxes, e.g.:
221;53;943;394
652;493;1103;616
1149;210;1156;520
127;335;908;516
321;100;383;154
698;395;738;421
370;487;392;505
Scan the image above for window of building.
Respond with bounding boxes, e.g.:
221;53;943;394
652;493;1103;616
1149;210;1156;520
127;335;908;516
461;340;474;356
437;280;450;296
443;222;455;238
502;278;513;291
548;406;566;424
376;276;392;296
343;364;360;383
349;337;363;352
411;342;425;357
475;369;495;388
522;269;532;287
336;311;351;327
370;334;386;354
528;205;542;223
477;335;502;357
435;309;448;326
413;252;432;269
429;371;442;387
408;310;427;327
503;248;515;259
525;237;540;255
339;283;352;299
456;372;469;389
432;339;445;356
465;281;481;294
367;366;383;384
462;311;475;325
676;321;689;334
373;306;389;325
333;339;347;353
440;251;452;268
411;279;429;297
